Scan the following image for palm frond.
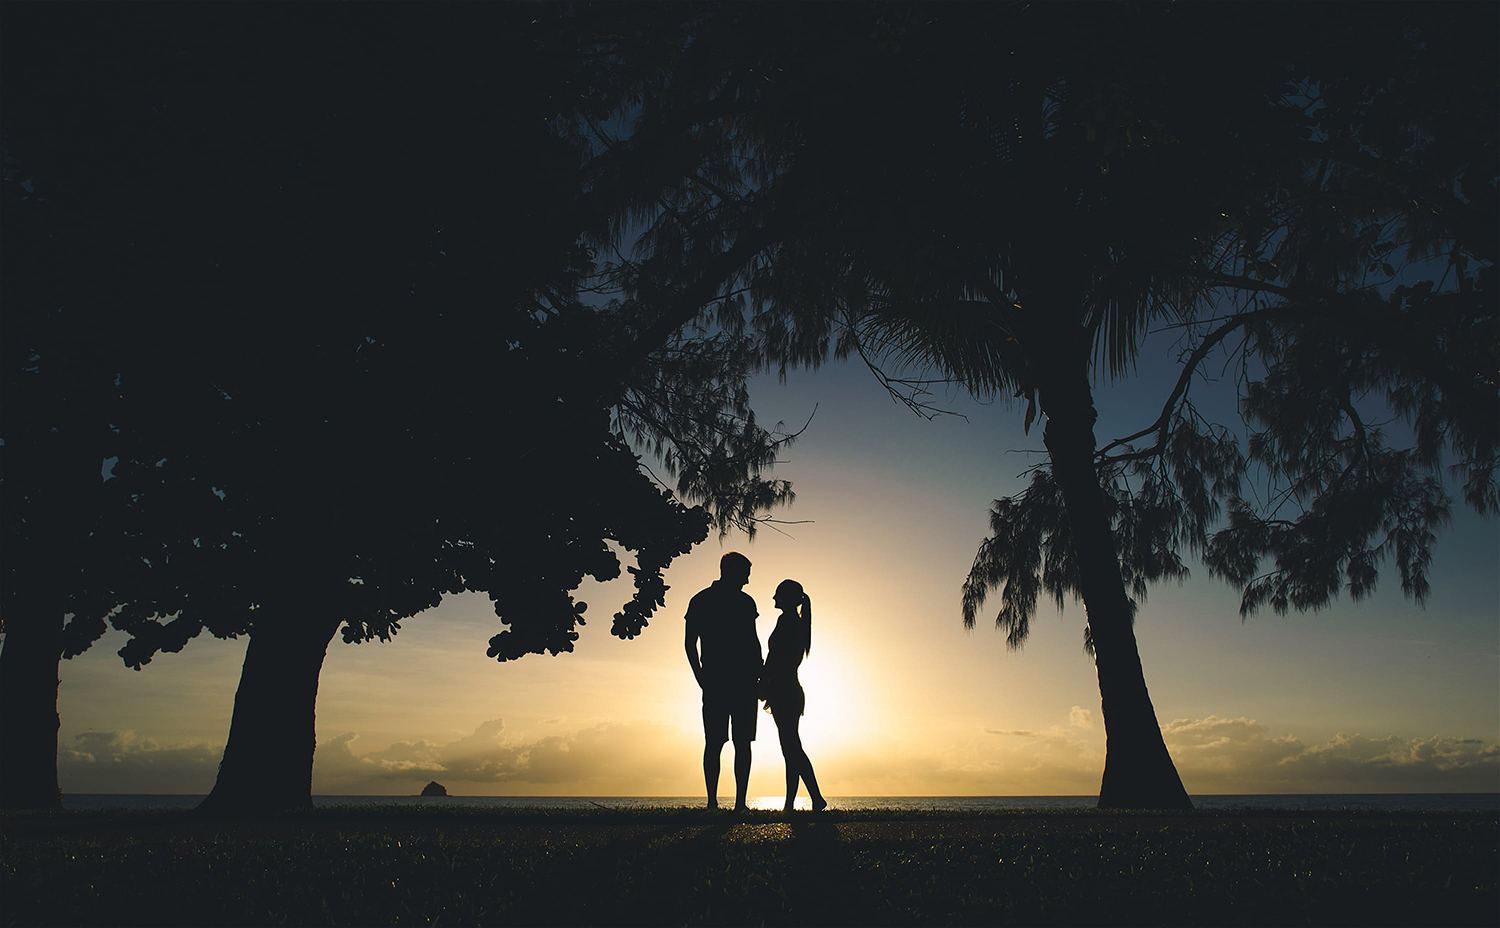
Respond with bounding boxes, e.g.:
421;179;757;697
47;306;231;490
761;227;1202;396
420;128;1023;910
859;297;1027;401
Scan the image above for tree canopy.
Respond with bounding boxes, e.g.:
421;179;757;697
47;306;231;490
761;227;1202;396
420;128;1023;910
0;2;795;810
576;0;1497;808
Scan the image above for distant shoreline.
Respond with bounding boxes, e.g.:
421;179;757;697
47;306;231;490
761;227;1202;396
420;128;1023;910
49;791;1500;813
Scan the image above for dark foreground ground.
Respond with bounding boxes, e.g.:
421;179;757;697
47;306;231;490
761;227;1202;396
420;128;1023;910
2;806;1495;926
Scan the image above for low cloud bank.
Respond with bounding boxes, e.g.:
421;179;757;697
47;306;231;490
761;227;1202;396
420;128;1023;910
59;731;221;794
1161;715;1499;794
312;718;699;795
58;712;1498;797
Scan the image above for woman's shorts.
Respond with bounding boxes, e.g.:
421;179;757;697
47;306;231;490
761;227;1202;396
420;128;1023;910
765;681;805;719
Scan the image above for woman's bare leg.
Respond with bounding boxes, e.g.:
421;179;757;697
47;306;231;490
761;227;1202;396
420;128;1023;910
803;755;826;812
776;710;801;812
777;708;827;812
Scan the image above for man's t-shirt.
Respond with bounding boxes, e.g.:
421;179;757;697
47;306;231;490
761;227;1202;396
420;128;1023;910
685;580;762;691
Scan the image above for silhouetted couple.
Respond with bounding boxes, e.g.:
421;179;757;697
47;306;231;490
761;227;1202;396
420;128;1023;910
684;552;827;816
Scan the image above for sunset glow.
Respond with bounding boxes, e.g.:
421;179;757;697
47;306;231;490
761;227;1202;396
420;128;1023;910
7;8;1496;928
51;364;1499;800
796;630;876;755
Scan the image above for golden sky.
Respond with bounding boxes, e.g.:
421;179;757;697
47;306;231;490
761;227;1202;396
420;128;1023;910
55;360;1500;798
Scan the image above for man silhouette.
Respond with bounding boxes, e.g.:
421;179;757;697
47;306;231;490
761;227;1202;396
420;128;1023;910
684;551;762;812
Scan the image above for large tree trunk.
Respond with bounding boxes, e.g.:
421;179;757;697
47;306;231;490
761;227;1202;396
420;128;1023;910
0;613;64;810
1040;361;1193;811
196;613;341;815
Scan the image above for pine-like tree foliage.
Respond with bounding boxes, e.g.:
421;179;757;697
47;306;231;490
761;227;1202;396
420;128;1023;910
1203;277;1496;616
966;412;1244;652
610;326;797;539
952;2;1497;636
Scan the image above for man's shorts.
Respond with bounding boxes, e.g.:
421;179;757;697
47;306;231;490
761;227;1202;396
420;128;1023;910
702;683;758;745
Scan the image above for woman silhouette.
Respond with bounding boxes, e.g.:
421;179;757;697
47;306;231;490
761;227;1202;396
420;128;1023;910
761;579;828;815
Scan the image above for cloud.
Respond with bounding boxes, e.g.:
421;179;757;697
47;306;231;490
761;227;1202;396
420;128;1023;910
1160;715;1500;793
311;718;701;795
59;731;221;794
58;710;1500;798
834;714;1109;797
947;710;1500;796
59;720;705;797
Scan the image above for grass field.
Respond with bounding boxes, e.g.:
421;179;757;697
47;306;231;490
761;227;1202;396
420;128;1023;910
3;806;1496;926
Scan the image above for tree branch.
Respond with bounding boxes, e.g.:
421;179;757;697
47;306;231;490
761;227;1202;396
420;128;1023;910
1096;306;1283;462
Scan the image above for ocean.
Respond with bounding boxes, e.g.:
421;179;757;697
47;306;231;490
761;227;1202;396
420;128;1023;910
60;793;1500;813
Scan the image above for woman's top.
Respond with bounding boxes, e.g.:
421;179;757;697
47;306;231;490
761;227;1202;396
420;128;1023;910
760;614;808;716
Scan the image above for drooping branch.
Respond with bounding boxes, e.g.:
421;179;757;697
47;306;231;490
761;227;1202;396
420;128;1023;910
588;221;782;408
1096;304;1294;463
1093;270;1474;468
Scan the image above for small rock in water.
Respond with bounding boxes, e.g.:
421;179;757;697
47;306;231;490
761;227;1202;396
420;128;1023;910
420;781;448;797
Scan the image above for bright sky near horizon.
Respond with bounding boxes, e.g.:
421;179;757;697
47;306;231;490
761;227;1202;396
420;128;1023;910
56;342;1499;799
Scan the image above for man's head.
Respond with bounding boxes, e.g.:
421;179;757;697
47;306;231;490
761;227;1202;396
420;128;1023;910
719;551;751;587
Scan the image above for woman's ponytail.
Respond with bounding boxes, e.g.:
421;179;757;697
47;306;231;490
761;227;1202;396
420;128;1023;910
800;593;812;657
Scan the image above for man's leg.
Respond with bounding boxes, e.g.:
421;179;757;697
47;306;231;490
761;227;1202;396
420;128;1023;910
729;687;756;813
732;737;751;812
703;691;729;810
703;742;721;810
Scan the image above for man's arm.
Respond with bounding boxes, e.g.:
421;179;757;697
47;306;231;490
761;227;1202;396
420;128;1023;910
747;595;763;673
685;624;704;689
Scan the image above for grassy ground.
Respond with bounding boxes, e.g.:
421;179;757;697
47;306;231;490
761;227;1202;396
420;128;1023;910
2;806;1495;926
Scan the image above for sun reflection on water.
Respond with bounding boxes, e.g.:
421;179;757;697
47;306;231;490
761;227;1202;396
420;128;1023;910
744;795;817;811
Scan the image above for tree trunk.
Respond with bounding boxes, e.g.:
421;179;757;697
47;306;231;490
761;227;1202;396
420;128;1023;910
0;613;64;810
197;613;341;815
1040;361;1193;811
